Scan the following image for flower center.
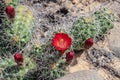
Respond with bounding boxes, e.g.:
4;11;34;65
57;38;67;49
60;39;64;42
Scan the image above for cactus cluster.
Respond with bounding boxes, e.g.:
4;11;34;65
0;3;36;80
7;5;34;47
0;0;115;79
71;8;114;49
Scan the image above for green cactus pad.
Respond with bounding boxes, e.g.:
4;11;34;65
7;5;34;46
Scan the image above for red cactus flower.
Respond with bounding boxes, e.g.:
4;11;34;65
14;53;23;65
52;33;72;54
84;38;94;49
66;52;74;62
5;5;15;18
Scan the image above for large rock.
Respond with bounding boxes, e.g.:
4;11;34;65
109;23;120;58
56;70;104;80
108;1;120;58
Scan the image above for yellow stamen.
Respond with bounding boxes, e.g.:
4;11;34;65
57;39;67;48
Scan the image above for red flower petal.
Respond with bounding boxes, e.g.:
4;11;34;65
52;33;72;54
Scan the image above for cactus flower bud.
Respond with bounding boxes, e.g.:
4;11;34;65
14;53;23;65
84;38;94;49
5;5;15;18
66;52;74;62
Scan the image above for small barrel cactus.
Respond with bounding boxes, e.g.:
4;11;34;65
71;17;97;49
71;8;114;50
7;5;34;47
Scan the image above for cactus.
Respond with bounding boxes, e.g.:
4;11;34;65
0;0;13;56
94;8;114;34
0;55;36;80
5;0;18;7
36;43;66;80
71;16;97;49
71;8;114;49
7;5;34;47
30;45;44;57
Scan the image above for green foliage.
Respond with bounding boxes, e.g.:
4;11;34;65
71;8;114;49
0;55;36;80
7;5;34;47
